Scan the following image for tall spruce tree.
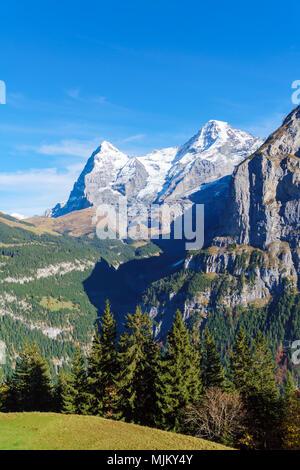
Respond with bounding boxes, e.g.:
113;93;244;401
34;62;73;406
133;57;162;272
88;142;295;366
201;328;225;390
87;300;118;417
53;368;72;413
283;371;296;404
230;327;253;394
156;310;202;432
245;331;281;449
0;375;18;412
62;347;90;415
113;306;159;426
190;324;201;351
0;366;5;411
281;384;300;450
10;342;53;412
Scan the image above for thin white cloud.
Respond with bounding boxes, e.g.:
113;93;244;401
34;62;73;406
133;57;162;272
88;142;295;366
18;138;103;159
64;88;130;111
66;88;81;99
0;165;85;217
121;134;146;143
0;168;77;190
244;112;285;139
6;92;27;108
65;88;109;105
37;140;98;158
93;96;108;104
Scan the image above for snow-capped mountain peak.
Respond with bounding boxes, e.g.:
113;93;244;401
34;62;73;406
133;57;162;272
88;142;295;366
174;120;260;166
93;140;128;166
157;121;263;201
48;121;263;217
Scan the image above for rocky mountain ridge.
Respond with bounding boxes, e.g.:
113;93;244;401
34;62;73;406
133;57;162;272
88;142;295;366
48;121;262;217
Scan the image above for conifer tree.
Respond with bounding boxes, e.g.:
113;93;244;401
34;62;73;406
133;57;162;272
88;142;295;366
11;342;53;412
230;327;253;393
201;328;225;390
281;387;300;450
0;375;17;412
0;366;5;411
156;310;202;432
87;300;118;417
62;347;90;415
283;371;296;404
190;324;201;351
113;306;159;426
53;368;72;413
245;331;281;449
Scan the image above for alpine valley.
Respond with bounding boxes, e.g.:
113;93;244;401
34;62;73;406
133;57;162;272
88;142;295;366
1;109;300;380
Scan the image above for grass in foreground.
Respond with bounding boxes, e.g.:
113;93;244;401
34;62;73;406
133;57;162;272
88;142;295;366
0;413;231;450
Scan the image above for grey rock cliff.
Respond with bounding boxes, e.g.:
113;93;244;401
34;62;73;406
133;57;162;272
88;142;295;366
222;106;300;278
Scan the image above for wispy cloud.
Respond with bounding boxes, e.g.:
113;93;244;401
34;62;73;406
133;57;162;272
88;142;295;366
0;165;83;217
244;112;285;139
64;88;133;112
17;137;103;159
121;134;146;143
6;92;27;108
36;139;98;158
65;88;108;105
0;167;78;190
66;88;81;99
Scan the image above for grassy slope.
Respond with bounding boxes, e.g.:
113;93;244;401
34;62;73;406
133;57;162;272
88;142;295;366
0;413;230;450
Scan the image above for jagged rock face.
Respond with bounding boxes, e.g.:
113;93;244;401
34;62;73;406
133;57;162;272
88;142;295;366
145;240;298;338
159;120;262;202
159;159;219;201
185;242;297;294
224;107;300;255
50;142;129;216
112;158;149;198
48;122;262;218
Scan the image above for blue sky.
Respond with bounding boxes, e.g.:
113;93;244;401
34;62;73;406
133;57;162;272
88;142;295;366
0;0;299;216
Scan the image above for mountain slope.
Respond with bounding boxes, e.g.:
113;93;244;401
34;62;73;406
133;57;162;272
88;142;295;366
0;215;100;372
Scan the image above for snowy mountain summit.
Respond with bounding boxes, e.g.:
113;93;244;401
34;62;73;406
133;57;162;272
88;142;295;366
48;121;262;217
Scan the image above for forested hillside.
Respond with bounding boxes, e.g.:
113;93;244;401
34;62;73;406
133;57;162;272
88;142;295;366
0;213;160;374
142;256;300;383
